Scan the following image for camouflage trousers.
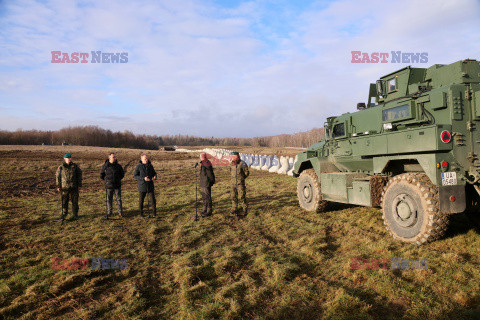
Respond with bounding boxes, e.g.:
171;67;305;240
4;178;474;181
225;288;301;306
61;188;79;218
231;183;247;212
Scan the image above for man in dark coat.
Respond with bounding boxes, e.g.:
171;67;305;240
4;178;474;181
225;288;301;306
56;153;82;221
100;152;125;219
133;154;157;217
199;153;215;217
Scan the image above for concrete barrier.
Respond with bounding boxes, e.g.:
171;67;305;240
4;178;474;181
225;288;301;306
180;148;298;177
287;156;295;176
261;155;273;171
278;156;289;174
252;155;260;169
269;155;280;173
242;154;250;166
258;155;266;170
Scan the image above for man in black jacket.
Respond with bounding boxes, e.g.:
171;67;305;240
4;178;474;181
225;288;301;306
100;152;125;219
199;153;215;217
133;154;157;217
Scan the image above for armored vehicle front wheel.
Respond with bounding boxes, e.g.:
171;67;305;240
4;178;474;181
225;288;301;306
381;173;449;245
297;169;328;212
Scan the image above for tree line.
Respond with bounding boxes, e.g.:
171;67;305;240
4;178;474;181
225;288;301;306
0;126;325;149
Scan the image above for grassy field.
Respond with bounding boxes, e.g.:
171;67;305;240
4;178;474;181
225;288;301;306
1;145;480;320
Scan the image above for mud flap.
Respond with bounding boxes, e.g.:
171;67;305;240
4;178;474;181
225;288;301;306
439;185;466;214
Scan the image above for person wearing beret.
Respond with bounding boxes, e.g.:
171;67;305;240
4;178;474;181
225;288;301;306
229;151;249;216
55;153;82;221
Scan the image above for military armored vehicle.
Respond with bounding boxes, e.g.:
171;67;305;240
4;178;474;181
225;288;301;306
293;59;480;245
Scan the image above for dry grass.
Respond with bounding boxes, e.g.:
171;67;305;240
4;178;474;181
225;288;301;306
0;145;480;319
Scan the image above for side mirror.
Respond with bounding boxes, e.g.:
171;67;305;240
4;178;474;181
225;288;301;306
325;127;331;140
357;102;366;110
376;80;384;97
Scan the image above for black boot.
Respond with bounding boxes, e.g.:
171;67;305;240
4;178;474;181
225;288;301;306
61;210;67;221
238;209;247;217
204;206;213;217
200;203;207;217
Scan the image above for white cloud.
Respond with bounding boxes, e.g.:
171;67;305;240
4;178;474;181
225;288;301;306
0;0;479;137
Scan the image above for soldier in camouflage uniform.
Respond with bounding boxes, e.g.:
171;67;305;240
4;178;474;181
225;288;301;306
56;153;82;221
199;153;215;217
229;151;249;216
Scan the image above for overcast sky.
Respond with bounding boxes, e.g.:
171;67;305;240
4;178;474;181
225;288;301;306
1;0;480;138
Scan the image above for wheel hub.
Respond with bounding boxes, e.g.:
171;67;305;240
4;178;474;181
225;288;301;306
393;193;417;228
303;184;312;202
397;202;412;219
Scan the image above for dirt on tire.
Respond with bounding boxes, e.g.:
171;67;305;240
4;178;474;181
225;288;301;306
381;173;449;245
296;168;328;212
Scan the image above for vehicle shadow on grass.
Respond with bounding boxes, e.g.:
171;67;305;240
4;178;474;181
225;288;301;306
443;211;480;240
324;201;357;212
322;201;480;242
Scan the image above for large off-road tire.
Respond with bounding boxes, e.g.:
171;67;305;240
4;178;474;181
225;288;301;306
297;169;328;212
381;173;449;245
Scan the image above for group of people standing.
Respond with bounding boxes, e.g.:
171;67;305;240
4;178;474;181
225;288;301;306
55;151;249;221
197;151;249;217
55;152;158;220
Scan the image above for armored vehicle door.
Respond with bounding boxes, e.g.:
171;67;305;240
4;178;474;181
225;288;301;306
330;120;353;158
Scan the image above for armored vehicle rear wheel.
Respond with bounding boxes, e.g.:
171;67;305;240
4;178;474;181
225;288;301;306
297;169;328;212
381;173;449;245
